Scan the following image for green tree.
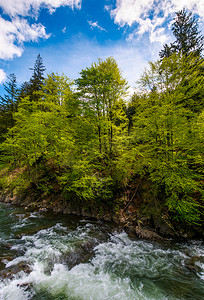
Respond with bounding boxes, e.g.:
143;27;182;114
120;53;204;223
18;81;30;100
76;57;128;157
37;73;76;167
126;93;143;134
160;9;203;58
0;74;19;142
28;54;46;101
1;73;75;185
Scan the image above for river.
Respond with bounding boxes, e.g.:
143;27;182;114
0;202;204;300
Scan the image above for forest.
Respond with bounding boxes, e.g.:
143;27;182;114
0;9;203;228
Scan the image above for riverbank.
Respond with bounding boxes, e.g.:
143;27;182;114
1;184;203;242
0;201;203;300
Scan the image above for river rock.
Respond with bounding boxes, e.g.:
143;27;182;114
185;256;203;274
0;262;31;279
60;239;98;270
135;225;164;241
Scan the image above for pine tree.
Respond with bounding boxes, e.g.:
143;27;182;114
172;9;203;56
18;81;30;99
159;44;174;59
29;54;46;101
160;9;203;58
0;73;19;142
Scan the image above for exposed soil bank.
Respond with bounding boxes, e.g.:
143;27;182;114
0;188;203;242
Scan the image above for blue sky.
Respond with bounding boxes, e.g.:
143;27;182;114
0;0;204;96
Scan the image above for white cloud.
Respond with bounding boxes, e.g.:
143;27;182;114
0;69;7;84
37;35;155;92
171;0;204;18
88;21;107;32
0;0;81;80
149;27;168;44
0;0;81;17
109;0;155;27
108;0;204;44
0;16;49;60
0;0;81;61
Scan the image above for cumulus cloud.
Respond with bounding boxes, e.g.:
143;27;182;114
171;0;204;18
0;0;81;60
109;0;154;27
0;0;81;79
0;16;49;60
88;21;107;32
127;16;168;44
0;69;7;84
0;0;81;17
108;0;204;44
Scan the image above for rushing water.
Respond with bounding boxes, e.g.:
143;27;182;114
0;202;204;300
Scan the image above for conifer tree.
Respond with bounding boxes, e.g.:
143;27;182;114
172;9;203;56
28;54;46;101
0;73;19;142
18;81;30;100
160;9;203;58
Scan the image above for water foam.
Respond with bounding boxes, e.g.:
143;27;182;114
0;205;204;300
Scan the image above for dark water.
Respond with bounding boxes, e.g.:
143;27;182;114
0;202;204;300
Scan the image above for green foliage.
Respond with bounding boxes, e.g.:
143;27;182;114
0;36;203;227
172;9;203;56
127;52;204;223
28;54;46;101
0;166;30;195
160;9;203;58
76;57;128;157
59;158;114;203
0;74;19;143
0;74;75;183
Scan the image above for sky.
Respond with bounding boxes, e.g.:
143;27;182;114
0;0;204;96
